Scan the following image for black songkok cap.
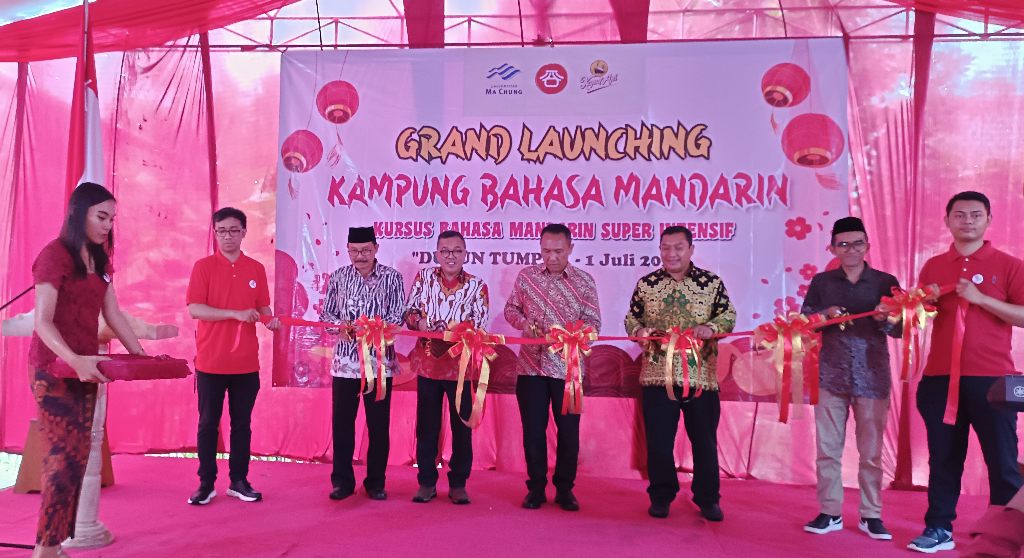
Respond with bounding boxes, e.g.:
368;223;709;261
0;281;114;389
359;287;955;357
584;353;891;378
347;226;376;243
831;217;866;237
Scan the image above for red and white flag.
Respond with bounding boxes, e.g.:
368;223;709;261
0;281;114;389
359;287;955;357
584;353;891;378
65;0;104;201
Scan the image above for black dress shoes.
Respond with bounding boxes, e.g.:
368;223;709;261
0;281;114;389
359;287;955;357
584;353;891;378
554;490;580;512
522;490;546;509
329;486;354;501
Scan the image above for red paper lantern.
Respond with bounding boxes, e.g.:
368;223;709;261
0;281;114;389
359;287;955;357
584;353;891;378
761;63;810;108
781;113;845;168
280;129;323;173
316;80;360;124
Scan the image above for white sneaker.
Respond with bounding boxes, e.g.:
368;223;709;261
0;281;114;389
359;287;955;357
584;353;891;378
804;513;843;534
859;518;893;540
907;527;955;553
187;485;215;505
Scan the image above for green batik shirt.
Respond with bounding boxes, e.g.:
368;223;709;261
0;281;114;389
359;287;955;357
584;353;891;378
624;265;737;390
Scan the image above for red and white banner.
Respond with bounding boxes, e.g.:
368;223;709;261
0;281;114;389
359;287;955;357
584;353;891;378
65;0;104;198
274;39;849;395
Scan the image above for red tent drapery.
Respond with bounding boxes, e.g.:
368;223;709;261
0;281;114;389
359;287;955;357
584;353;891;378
403;0;444;48
610;0;651;43
889;0;1024;25
3;1;1023;64
1;0;1021;494
0;0;298;63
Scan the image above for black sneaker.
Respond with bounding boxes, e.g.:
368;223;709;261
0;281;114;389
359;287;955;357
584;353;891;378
448;487;471;505
804;513;842;534
907;527;954;553
187;484;216;505
859;518;892;541
412;485;437;503
226;480;262;502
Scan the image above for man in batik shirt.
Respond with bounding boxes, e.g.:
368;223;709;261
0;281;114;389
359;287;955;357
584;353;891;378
505;223;601;512
320;226;405;502
625;225;736;522
405;230;489;505
801;217;901;541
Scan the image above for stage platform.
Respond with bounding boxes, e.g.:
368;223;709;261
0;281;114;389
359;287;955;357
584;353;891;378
0;455;990;557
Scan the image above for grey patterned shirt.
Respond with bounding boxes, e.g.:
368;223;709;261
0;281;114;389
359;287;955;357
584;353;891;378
319;261;406;378
801;264;902;399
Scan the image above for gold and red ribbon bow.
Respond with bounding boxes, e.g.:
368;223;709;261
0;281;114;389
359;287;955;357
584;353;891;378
880;286;937;382
660;326;704;401
445;322;505;428
881;286;939;384
882;284;957;425
548;321;599;415
887;284;964;424
755;312;824;423
353;316;399;401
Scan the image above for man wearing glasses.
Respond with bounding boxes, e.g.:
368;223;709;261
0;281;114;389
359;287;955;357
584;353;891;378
186;207;279;505
908;191;1024;553
800;217;901;540
320;226;406;501
405;230;489;505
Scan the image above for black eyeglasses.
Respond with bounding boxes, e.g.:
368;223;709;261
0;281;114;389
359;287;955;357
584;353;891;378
834;240;867;252
437;249;466;259
214;228;244;238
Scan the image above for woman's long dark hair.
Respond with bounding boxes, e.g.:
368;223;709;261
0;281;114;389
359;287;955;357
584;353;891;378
60;182;115;277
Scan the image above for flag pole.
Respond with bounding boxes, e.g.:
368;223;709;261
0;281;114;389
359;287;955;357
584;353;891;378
63;0;116;550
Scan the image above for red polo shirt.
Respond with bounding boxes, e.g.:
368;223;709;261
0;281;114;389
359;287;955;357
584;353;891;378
186;251;270;374
919;241;1024;376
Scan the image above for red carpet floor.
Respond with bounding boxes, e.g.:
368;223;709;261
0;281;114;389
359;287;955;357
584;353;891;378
0;455;990;557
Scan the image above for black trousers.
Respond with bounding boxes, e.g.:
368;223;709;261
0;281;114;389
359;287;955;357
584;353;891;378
917;375;1022;531
516;375;580;493
331;376;393;492
415;376;473;488
641;385;721;508
196;371;260;485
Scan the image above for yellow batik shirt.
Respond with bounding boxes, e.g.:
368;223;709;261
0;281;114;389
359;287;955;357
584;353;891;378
624;265;736;390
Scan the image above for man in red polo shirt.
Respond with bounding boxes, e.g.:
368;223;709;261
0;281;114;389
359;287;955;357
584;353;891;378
185;207;279;505
909;191;1024;553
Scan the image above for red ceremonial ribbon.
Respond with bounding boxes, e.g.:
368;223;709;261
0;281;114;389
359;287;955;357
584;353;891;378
879;284;959;424
445;322;505;428
807;339;820;405
943;299;968;425
659;326;705;401
352;316;399;401
754;312;824;423
548;321;599;415
258;281;957;425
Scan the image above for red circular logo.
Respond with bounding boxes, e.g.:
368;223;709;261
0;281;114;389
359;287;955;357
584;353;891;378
535;63;568;94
